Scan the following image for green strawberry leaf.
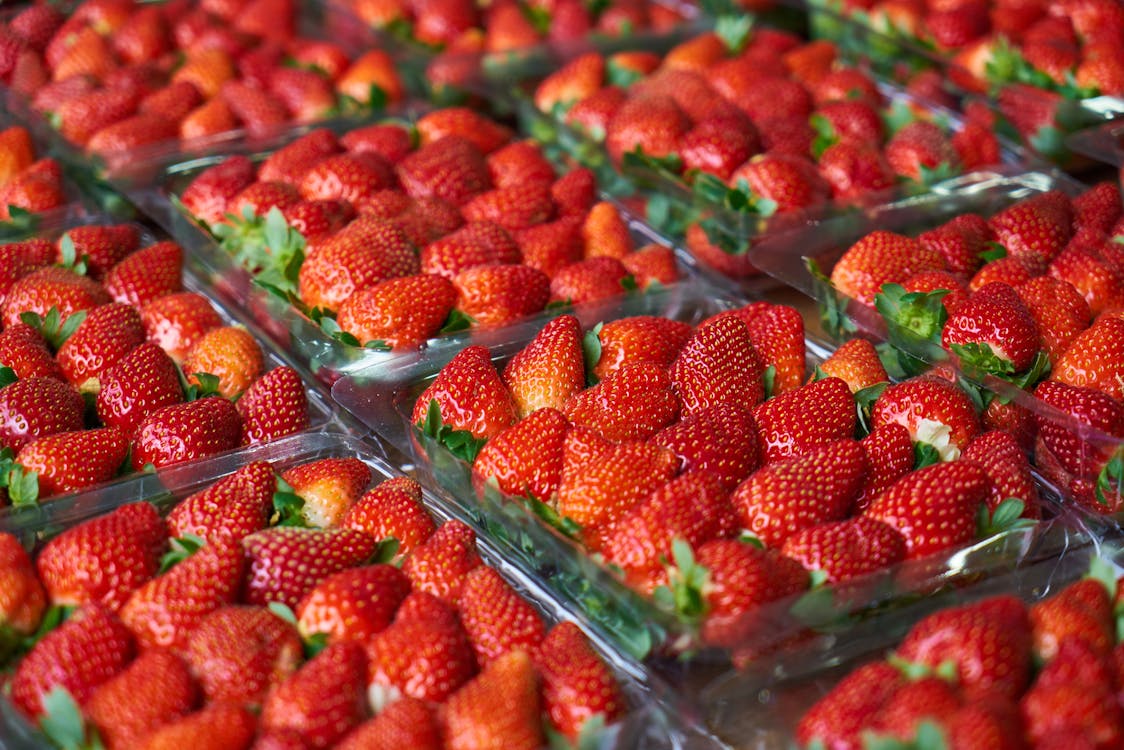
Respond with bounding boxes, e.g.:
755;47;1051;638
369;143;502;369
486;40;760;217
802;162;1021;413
526;497;583;540
761;364;777;400
882;98;917;137
656;538;710;623
807;258;857;341
21;307;88;351
605;59;643;88
184;372;223;401
809;113;839;160
715;14;754;54
57;234;88;276
418;399;487;463
979;241;1007;263
619;275;639;292
318;316;363;348
976;498;1035;538
373;537;401;564
622;146;683;175
914;442;943;470
916;161;959;188
582;322;603;386
39;686;102;750
158;534;205;574
439;308;474;335
364;340;393;352
267;601;299;626
949;342;1016;377
854;381;889;438
701;218;748;256
737;531;764;548
1086;554;1118;602
0;366;17;387
1096;451;1124;507
875;283;948;348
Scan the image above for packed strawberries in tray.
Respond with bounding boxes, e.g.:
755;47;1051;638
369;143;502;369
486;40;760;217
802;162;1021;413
177;107;682;350
0;224;312;506
0;125;67;226
412;301;1042;655
0;0;404;162
823;179;1124;514
0;457;629;748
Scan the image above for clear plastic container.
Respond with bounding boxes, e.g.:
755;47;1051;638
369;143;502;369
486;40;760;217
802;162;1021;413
330;279;1090;739
0;431;703;750
0;108;87;239
1066;117;1124;168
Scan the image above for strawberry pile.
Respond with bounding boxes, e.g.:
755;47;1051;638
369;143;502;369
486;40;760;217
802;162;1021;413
0;460;629;749
0;0;404;165
823;181;1124;513
411;303;1041;655
796;560;1124;749
530;26;1002;228
0;126;67;225
177;108;681;351
0;223;312;506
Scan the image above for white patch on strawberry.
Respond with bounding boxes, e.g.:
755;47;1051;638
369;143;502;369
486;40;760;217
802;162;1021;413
367;680;402;714
914;418;959;462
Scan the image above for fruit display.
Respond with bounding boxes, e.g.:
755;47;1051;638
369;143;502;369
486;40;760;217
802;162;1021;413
0;432;660;749
0;217;337;509
0;124;71;234
147;107;687;381
0;0;407;171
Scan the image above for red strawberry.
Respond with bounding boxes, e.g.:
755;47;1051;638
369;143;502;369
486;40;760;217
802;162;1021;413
182;325;264;400
651;402;760;491
140;292;224;365
18;427;130;500
816;338;889;393
796;662;907;750
84;649;198;749
396;136;491;207
963;430;1040;517
299;153;393;205
590;315;692;381
412;344;517;452
341;479;436;557
1049;243;1124;316
298;218;418;312
36;501;166;611
1052;315;1124;402
457;565;546;666
0;532;46;637
817;139;896;200
734;439;866;547
366;591;476;705
551;167;597;217
853;423;914;513
0;159;66;219
535;620;625;740
452;264;551;328
752;376;856;463
1030;577;1114;661
58;224;139;280
728;153;830;214
513;218;584;277
831;230;944;307
401;519;482;606
420;221;520;281
281;457;371;529
340;123;413;164
165;461;277;544
180;156;257;224
1017;275;1092;363
872;376;981;461
335;697;440;750
55;301;145;391
885;121;960;183
534;52;605;113
868;676;964;741
184;605;302;705
296;564;410;645
714;302;806;394
502;314;584;418
260;641;368;749
235;365;310;447
258;129;340;186
621;243;679;290
1072;181;1122;236
104;240;183;308
10;604;134;719
581;201;632;260
130;397;243;470
549;256;632;304
2;267;108;328
460;183;554;232
556;440;678;533
337;274;456;350
1023;673;1123;749
781;516;907;583
989;190;1074;273
243;526;378;609
227;181;301;220
563;361;678;442
486;139;556;190
441;649;542;750
136;703;257;748
0;376;84;452
942;282;1042;375
473;407;567;502
96;342;185;437
670;315;766;416
919;213;993;276
416;108;511;155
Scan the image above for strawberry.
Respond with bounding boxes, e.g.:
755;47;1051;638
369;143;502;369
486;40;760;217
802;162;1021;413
549;256;632;304
650;402;760;491
420;221;520;280
0;239;55;309
58;224;139;281
918;213;993;276
137;703;257;749
258;129;340;186
864;460;993;558
621;243;680;290
342;479;436;556
416;108;511;155
557;440;678;534
884;121;960;183
243;526;378;609
942;281;1042;375
53;87;139;148
580;201;632;261
781;516;907;583
796;662;907;749
0;531;46;637
442;649;542;750
604;94;691;167
511;218;582;278
896;594;1032;701
752;376;856;463
396;136;491;207
589;315;692;382
10;604;134;719
367;591;476;705
989;190;1074;274
501;315;584;418
1051;315;1124;402
815;337;889;393
457;565;546;666
677;115;761;183
9;5;64;50
473;407;567;502
563;361;678;442
165;461;277;544
104;240;183;308
413;344;517;453
817;139;896;200
452;264;550;328
87;114;180;162
0;159;66;219
534;52;605;113
299;153;393;205
1072;181;1122;236
336;697;440;750
281;457;371;529
831;230;944;307
335;48;404;105
139;292;224;366
336;274;455;350
853;423;914;513
872;376;981;461
95;342;184;437
714;302;806;394
728;153;830;214
867;676;964;742
1023;674;1123;749
400;519;482;606
130;397;243;470
55;301;145;391
235;365;310;447
460;183;554;232
1030;577;1114;660
185;605;302;705
181;156;258;225
963;430;1040;517
670;314;765;416
0;323;62;380
183;325;264;399
2;267;108;327
551;167;597;217
1017;275;1092;364
486;140;556;190
260;641;368;749
227;181;301;224
84;649;198;749
1048;244;1124;316
734;438;866;547
139;82;205;126
812;100;885;148
535;620;624;740
299;218;417;312
222;80;289;138
0;376;84;452
296;564;410;645
18;426;129;500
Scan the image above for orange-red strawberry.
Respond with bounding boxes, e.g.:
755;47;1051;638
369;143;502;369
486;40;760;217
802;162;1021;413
989;190;1073;273
367;591;476;705
416;108;511;155
184;605;302;705
473;407;567;502
556;440;678;532
10;604;134;719
281;457;371;529
261;641;368;749
872;376;981;461
733;439;866;547
235;365;310;447
1049;244;1124;316
130;397;242;470
337;274;456;350
831;230;944;307
55;301;145;391
180;156;257;224
714;302;806;394
420;221;520;280
581;201;632;260
0;376;84;452
141;292;224;365
18;426;130;500
551;167;597;217
0;532;46;637
563;361;678;442
243;526;378;609
442;649;542;750
2;266;108;328
534;52;605;113
452;264;550;328
84;648;197;749
296;564;410;645
299;153;393;205
1017;275;1092;364
853;423;914;513
0;158;66;220
401;519;482;606
651;402;760;491
604;94;691;167
1052;315;1124;401
502;315;584;417
412;344;516;455
342;479;436;557
165;461;276;544
796;662;907;750
120;537;245;651
457;565;546;666
137;702;257;749
299;218;418;312
336;697;440;750
104;240;183;308
183;325;264;399
671;314;766;416
486;140;556;191
336;48;404;105
96;342;185;437
589;315;692;381
536;620;624;741
752;376;856;463
550;256;632;304
396;136;492;207
816;337;889;393
53;87;139;148
622;243;680;289
258;129;340;186
942;281;1042;375
781;516;907;583
729;153;830;214
1030;577;1115;661
864;460;992;558
513;217;584;277
884;120;960;183
918;213;993;276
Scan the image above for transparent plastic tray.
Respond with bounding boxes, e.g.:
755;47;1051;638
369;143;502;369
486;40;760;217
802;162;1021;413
1066;117;1124;168
0;431;706;750
123;121;710;386
0;213;347;521
330;279;1088;737
0;107;87;240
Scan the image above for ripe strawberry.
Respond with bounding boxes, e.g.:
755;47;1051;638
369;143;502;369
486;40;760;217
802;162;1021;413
258;129;340;186
2;267;108;328
298;218;417;312
227;181;301;224
590;315;692;382
367;591;476;705
512;218;583;277
604;94;691;167
535;620;625;740
442;649;542;750
137;703;257;749
280;457;371;529
139;82;204;126
563;361;678;442
729;153;830;214
235;365;310;447
0;531;46;636
10;604;134;719
87;114;180;162
872;376;981;461
650;402;760;491
104;240;183;308
989;190;1074;273
53;87;139;148
550;256;633;304
165;461;276;544
714;302;806;394
868;676;964;741
139;292;223;366
918;213;993;276
261;641;368;749
621;243;680;290
412;344;516;450
1052;315;1124;401
400;519;482;606
416;108;511;155
243;526;378;609
335;697;440;750
341;479;436;556
896;595;1032;701
182;325;264;399
670;315;765;416
1049;244;1124;316
1017;275;1092;364
885;120;960;183
453;264;551;329
1023;674;1123;749
180;156;257;225
0;376;84;452
222;80;289;138
130;396;243;470
184;605;302;705
54;301;145;391
457;565;546;666
486;140;556;190
752;376;856;463
865;460;992;558
85;648;197;749
796;662;907;749
831;230;944;307
336;274;456;350
473;407;567;502
501;315;584;418
95;342;184;437
0;159;66;219
296;564;410;645
460;183;554;232
0;323;62;380
963;430;1040;517
556;440;678;533
677;115;761;183
534;52;605;113
1030;577;1114;661
420;221;520;280
1072;181;1122;236
781;516;907;583
812;100;885;148
816;338;889;393
852;423;914;513
817;139;896;200
18;426;130;500
551;167;597;217
0;239;55;308
299;153;393;205
942;282;1042;375
395;136;492;207
59;224;139;280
